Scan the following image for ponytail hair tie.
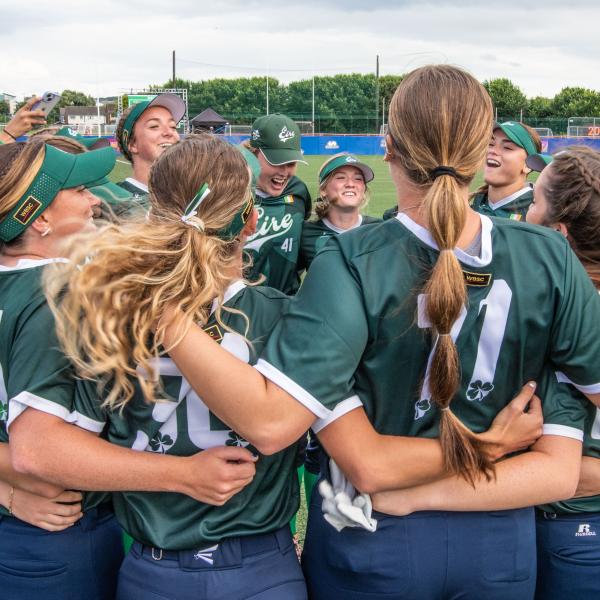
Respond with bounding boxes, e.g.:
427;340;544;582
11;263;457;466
429;166;458;181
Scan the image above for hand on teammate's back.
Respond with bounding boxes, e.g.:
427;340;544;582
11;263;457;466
183;445;258;506
11;488;83;532
479;382;543;460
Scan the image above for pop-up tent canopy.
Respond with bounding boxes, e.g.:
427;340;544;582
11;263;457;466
190;108;228;132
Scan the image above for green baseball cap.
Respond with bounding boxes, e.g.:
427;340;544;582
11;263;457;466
494;122;537;157
525;153;553;173
55;126;110;150
236;144;261;188
0;144;116;242
319;153;374;185
249;114;307;165
119;93;185;157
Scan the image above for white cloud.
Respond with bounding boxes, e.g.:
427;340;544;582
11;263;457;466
0;1;597;99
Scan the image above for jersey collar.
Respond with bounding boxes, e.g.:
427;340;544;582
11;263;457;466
395;212;493;267
487;185;532;211
210;279;247;315
124;177;149;193
322;215;362;234
0;257;69;271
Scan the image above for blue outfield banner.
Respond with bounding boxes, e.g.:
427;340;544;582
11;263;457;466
223;135;600;156
100;134;600;157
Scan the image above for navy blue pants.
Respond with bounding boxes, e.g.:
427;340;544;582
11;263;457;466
0;505;123;600
116;526;307;600
302;489;536;599
536;510;600;600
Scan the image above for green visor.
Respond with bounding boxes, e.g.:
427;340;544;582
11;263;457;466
526;153;553;173
120;93;185;157
319;153;375;184
55;126;110;150
494;122;537;157
0;144;116;242
236;145;261;189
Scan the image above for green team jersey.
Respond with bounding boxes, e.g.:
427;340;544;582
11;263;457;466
71;282;299;550
471;185;533;221
382;206;398;221
539;381;600;514
0;260;107;515
300;215;381;270
244;176;311;295
256;214;600;446
113;178;149;219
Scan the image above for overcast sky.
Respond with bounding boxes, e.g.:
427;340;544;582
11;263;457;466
1;0;596;100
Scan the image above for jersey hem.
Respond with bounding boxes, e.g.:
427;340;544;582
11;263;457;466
7;392;104;433
312;395;363;433
556;372;600;395
254;359;330;419
542;423;584;442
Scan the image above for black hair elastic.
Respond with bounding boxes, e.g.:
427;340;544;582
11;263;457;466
429;166;458;180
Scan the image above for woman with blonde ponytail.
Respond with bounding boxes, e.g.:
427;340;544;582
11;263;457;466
12;134;311;600
149;66;600;598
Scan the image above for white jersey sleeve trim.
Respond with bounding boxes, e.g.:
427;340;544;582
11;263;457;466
254;359;330;419
7;392;104;433
542;423;584;442
312;395;363;433
555;371;600;395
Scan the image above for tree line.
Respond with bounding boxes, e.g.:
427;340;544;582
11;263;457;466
8;76;600;134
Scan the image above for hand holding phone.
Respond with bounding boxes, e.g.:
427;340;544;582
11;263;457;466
1;95;49;141
32;92;61;116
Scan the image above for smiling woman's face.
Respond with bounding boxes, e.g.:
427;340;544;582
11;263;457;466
322;165;366;209
129;106;179;165
484;129;529;187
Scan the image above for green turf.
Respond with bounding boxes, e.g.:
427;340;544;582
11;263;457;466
110;154;538;219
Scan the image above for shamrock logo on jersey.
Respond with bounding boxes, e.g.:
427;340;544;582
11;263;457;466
466;380;495;402
0;401;6;422
414;399;431;420
226;431;249;448
149;432;174;453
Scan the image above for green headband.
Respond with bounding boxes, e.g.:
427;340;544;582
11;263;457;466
0;144;116;242
182;183;254;240
495;122;537;157
120;101;151;156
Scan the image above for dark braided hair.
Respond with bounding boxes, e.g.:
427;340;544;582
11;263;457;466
542;146;600;289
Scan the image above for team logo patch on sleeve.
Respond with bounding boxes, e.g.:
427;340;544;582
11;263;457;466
203;324;223;343
283;195;294;204
462;270;492;287
509;213;522;221
13;196;43;225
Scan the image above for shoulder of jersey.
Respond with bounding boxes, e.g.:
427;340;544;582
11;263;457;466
325;219;397;260
284;176;311;200
362;215;382;225
228;284;290;305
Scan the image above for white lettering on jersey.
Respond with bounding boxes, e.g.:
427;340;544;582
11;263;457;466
280;237;293;252
244;207;294;252
465;280;512;402
414;280;512;419
186;332;250;449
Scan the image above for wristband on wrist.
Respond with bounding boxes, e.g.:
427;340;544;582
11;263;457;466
3;128;17;141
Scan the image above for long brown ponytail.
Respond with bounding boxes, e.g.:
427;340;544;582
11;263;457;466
387;65;494;484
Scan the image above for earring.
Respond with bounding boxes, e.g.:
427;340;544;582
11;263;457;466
41;227;52;237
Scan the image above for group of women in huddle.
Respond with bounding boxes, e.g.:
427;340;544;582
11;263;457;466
1;64;600;600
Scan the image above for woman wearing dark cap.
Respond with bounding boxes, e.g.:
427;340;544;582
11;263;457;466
242;114;311;295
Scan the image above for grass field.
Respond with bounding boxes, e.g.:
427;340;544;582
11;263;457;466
110;155;496;217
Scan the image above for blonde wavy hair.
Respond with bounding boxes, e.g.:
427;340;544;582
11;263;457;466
387;65;494;485
46;134;253;411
